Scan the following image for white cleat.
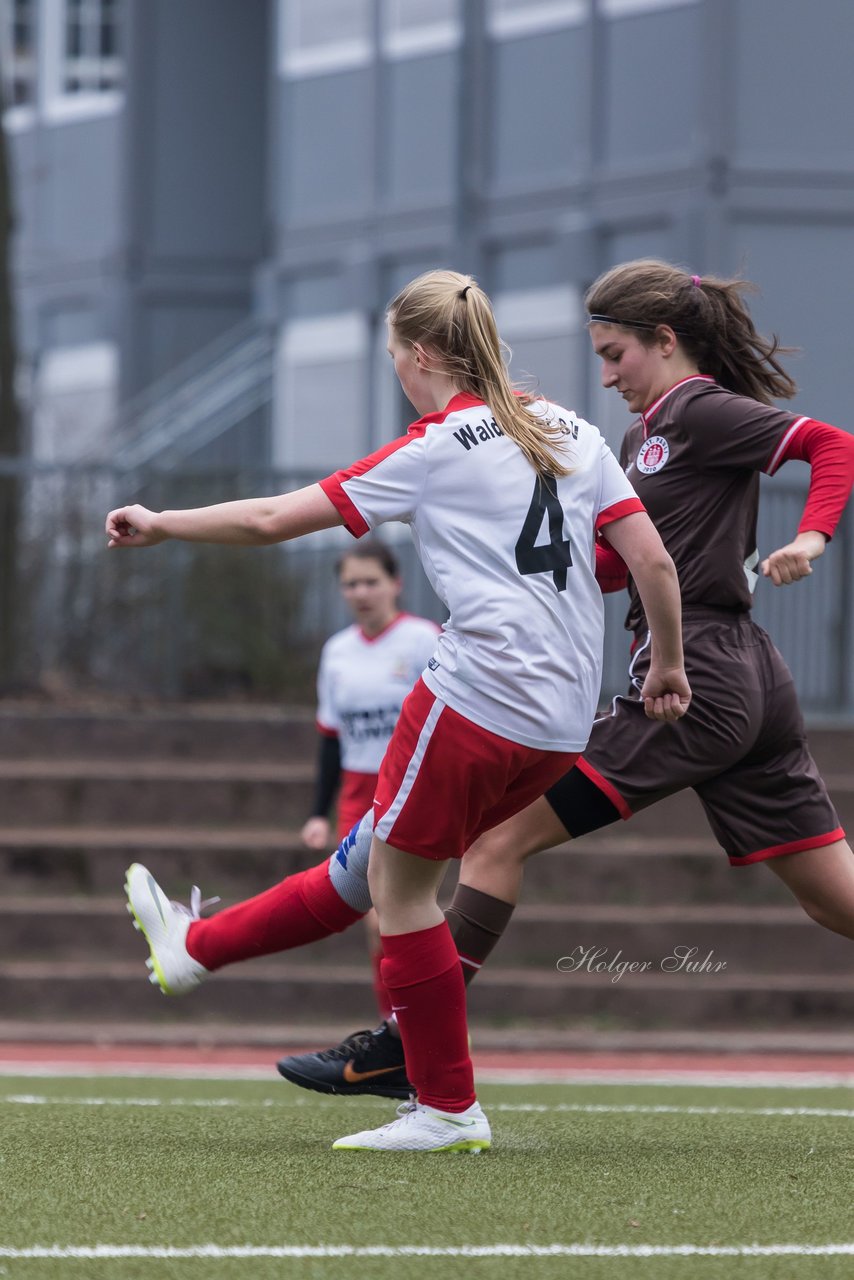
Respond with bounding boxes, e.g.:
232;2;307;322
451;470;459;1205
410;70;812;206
124;862;215;996
332;1099;491;1153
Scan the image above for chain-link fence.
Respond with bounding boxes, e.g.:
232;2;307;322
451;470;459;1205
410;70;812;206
0;460;851;718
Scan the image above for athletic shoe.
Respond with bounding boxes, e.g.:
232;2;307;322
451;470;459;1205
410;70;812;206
332;1099;491;1153
277;1020;412;1100
124;862;216;996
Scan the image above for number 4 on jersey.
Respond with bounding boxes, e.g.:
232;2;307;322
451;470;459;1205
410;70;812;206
514;478;573;592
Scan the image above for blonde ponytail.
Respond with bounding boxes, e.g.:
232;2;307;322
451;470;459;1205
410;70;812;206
388;270;574;477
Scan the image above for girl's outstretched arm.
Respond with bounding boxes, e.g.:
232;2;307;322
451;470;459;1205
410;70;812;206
106;484;342;548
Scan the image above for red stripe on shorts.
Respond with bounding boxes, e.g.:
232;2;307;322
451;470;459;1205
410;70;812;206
728;826;845;866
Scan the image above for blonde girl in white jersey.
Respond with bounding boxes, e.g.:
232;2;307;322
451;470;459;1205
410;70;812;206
108;269;690;1153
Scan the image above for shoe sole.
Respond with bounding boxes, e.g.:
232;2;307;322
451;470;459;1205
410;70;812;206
332;1139;490;1153
124;863;174;996
276;1060;412;1101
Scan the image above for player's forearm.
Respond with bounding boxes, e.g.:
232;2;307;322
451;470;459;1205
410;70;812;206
601;512;684;666
155;484;341;545
633;555;685;670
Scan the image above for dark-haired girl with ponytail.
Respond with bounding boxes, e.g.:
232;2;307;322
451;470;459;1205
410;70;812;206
451;258;854;964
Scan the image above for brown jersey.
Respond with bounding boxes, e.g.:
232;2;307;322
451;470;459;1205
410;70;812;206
619;376;808;633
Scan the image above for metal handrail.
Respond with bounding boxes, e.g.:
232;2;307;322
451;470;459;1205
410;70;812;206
73;318;276;471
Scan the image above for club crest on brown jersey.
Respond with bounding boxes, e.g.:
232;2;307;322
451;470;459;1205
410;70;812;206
636;436;670;474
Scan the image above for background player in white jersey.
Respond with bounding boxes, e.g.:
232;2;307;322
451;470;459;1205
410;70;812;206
110;268;690;1153
301;539;439;1018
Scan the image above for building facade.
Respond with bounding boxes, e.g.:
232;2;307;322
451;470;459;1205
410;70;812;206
3;0;854;705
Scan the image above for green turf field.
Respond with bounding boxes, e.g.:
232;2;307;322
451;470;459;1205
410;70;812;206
1;1074;852;1280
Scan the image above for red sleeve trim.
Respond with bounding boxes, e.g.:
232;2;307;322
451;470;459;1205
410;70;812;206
729;827;845;866
594;496;646;532
594;542;628;594
316;720;339;738
772;418;854;540
317;475;370;537
764;416;809;475
576;756;633;820
319;426;430;537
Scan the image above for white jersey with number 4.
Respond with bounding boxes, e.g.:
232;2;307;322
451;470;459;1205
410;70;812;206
320;391;643;752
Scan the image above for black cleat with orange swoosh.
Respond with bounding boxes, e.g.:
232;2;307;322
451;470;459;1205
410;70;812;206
276;1021;412;1099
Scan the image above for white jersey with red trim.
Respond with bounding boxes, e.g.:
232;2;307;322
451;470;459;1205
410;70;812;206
320;392;643;751
316;614;441;773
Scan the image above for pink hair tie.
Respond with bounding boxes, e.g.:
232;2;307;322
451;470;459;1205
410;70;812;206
691;274;702;287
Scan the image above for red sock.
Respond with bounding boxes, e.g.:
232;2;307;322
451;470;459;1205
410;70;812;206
369;945;393;1020
186;861;365;971
380;922;475;1112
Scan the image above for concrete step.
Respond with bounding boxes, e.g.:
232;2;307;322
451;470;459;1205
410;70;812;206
0;703;316;760
0;828;808;907
1;704;851;768
3;896;849;976
2;959;852;1030
9;758;848;843
0;759;314;826
3;1018;853;1058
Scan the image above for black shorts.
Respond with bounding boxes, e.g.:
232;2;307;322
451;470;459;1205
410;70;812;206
545;609;843;865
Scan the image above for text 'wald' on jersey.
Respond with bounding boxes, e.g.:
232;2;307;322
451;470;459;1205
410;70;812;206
452;415;580;452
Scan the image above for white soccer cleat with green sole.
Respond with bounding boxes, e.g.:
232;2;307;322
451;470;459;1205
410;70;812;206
124;862;214;996
332;1099;491;1153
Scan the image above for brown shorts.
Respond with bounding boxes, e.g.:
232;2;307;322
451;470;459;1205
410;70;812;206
545;609;843;865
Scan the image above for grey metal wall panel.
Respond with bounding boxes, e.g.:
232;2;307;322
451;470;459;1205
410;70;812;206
488;27;591;189
728;218;854;427
492;242;568;292
287;273;352;319
601;4;702;171
383;53;457;207
282;71;375;223
7;129;41;269
21;114;123;268
141;0;268;260
732;0;854;170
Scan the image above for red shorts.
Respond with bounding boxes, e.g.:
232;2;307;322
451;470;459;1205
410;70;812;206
336;770;378;842
373;678;577;860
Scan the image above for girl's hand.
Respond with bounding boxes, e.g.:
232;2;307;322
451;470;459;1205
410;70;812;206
761;530;826;586
105;505;165;548
300;817;331;850
640;666;692;721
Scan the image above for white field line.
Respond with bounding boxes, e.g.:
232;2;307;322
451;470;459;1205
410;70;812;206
2;1062;854;1088
1;1244;854;1260
3;1093;854;1119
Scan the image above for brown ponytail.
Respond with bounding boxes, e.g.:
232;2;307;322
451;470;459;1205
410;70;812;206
585;259;797;405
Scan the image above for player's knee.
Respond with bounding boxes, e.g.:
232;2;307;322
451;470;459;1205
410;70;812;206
464;822;531;874
797;894;854;937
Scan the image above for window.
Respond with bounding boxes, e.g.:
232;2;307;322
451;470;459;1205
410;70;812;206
61;0;121;94
381;0;460;60
487;0;588;40
1;0;37;118
279;0;373;77
43;0;123;120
